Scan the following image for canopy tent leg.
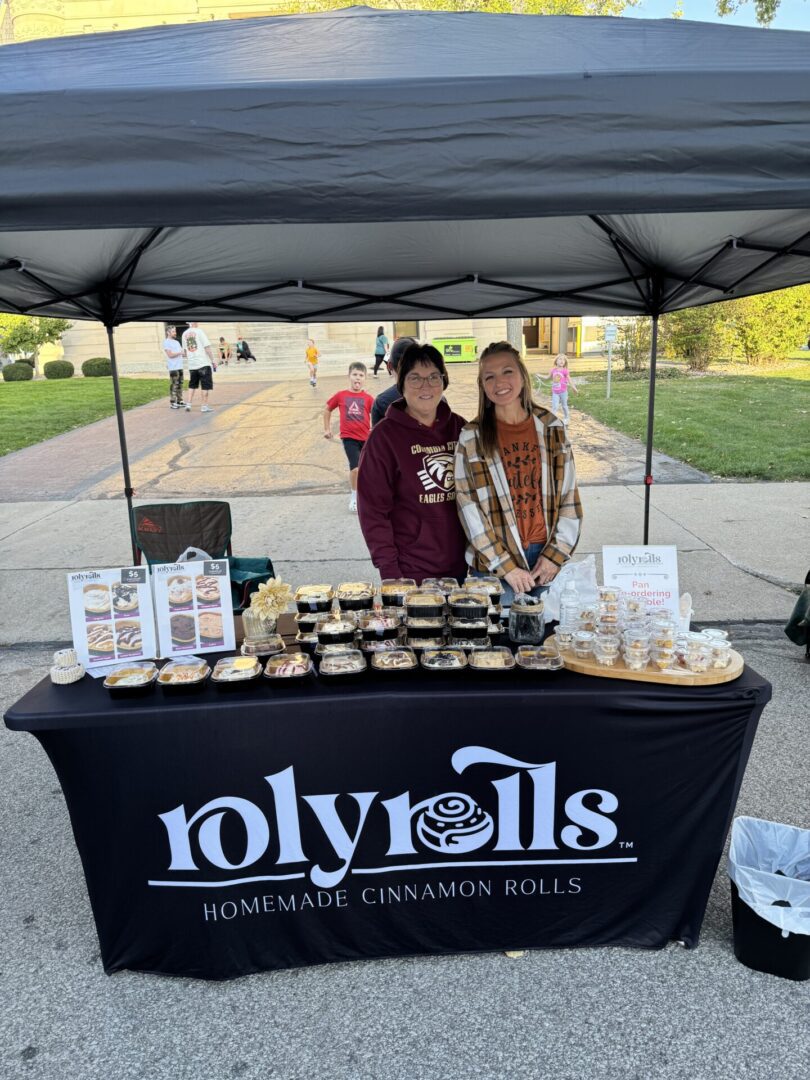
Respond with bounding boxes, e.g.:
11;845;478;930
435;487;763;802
643;312;659;544
105;324;138;564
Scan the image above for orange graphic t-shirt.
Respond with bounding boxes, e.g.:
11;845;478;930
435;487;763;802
497;414;547;548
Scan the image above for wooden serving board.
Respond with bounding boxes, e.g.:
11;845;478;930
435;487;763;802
549;636;744;686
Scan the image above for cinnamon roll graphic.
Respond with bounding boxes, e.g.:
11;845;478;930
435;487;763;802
414;793;494;854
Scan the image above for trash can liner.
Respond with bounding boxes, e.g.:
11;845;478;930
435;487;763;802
729;817;810;937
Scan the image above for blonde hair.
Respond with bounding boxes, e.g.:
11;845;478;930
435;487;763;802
476;341;535;460
553;353;569;368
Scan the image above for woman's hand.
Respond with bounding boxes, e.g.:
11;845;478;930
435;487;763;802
531;556;559;586
504;568;536;595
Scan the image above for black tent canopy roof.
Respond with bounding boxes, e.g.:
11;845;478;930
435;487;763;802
2;8;810;325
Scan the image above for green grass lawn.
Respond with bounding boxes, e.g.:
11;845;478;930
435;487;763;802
0;378;168;457
568;365;810;481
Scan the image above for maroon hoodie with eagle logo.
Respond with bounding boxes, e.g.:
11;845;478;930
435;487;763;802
357;399;467;582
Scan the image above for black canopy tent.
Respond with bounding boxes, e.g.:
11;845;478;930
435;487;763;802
2;8;810;560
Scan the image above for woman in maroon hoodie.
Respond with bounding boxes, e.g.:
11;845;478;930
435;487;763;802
357;344;467;583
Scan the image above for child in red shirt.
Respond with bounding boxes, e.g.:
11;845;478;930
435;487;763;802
323;362;375;512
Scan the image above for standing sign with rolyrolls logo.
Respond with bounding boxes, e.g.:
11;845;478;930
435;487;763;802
602;545;680;620
153;559;235;657
67;566;156;667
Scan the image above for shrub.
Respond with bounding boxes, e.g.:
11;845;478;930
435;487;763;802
82;356;112;377
2;362;34;382
44;360;75;380
18;356;36;367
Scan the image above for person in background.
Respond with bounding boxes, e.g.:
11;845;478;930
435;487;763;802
235;335;257;363
371;335;416;426
544;353;578;425
306;338;319;388
357;343;467;583
372;325;389;378
162;326;185;410
218;337;232;366
323;362;375;512
181;322;216;413
455;341;582;607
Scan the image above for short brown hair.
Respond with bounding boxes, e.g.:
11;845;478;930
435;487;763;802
396;344;449;394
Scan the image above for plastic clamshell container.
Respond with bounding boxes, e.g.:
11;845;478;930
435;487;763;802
379;578;417;607
315;617;357;645
447;617;489;639
421;577;460;596
294;631;318;655
158;658;210;689
212;656;262;685
264;652;313;680
448;636;490;650
294;585;334;614
448;590;489;620
336;581;375;611
293;611;320;630
515;646;564;672
405;634;446;651
370;647;418;672
405;590;446;620
357;612;401;640
240;634;286;658
463;575;503;598
318;649;367;677
468;646;516;671
420;647;468;671
360;637;404;653
103;661;158;695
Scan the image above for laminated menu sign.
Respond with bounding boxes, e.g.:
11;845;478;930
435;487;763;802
67;566;156;667
153;559;235;657
602;545;680;621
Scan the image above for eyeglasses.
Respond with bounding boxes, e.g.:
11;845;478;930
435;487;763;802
405;372;443;388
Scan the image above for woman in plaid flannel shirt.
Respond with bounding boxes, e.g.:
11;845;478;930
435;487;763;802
454;342;583;606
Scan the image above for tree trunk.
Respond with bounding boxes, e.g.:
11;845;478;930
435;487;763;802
506;318;523;353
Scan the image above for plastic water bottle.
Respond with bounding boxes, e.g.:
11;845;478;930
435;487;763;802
559;579;579;629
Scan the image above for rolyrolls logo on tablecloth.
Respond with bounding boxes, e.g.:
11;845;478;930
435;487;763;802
151;746;631;889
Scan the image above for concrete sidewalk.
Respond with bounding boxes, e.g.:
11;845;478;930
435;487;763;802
1;481;805;644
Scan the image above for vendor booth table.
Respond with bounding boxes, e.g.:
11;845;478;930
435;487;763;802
5;663;771;980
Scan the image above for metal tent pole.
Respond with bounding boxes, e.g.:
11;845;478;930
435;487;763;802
105;323;138;564
643;311;660;545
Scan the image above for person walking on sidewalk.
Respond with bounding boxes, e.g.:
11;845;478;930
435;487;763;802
372;326;389;378
162;325;185;410
235;335;257;363
306;338;319;387
323;362;374;512
182;322;215;413
544;353;578;425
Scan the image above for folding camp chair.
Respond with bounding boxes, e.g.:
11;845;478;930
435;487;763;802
132;501;274;613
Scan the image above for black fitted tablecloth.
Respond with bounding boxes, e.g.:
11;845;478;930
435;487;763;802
5;662;771;979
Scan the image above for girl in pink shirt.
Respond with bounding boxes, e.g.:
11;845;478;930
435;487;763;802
546;354;578;425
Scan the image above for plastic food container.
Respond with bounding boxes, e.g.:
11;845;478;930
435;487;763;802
487;622;508;641
264;652;313;680
103;661;158;696
317;649;367;678
157;658;210;691
468;646;516;672
294;585;334;614
684;644;711;673
294;631;318;656
211;656;262;687
448;590;488;620
573;631;595;658
624;596;646;618
405;634;445;651
447;617;489;639
649;647;676;671
421;577;460;597
515;645;564;672
420;647;468;671
488;605;503;625
357;613;401;641
701;628;730;642
577;608;597;632
315;617;357;646
463;575;503;598
379;578;417;607
508;595;546;645
707;640;733;669
336;581;375;611
555;628;575;650
360;637;404;654
622;649;650;672
405;590;446;620
240;633;286;658
294;611;320;631
597;586;622;606
370;647;418;674
623;629;651;651
593;639;620;667
650;626;678;650
448;635;490;650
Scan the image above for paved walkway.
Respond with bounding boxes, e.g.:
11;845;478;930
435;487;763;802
0;369;805;643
